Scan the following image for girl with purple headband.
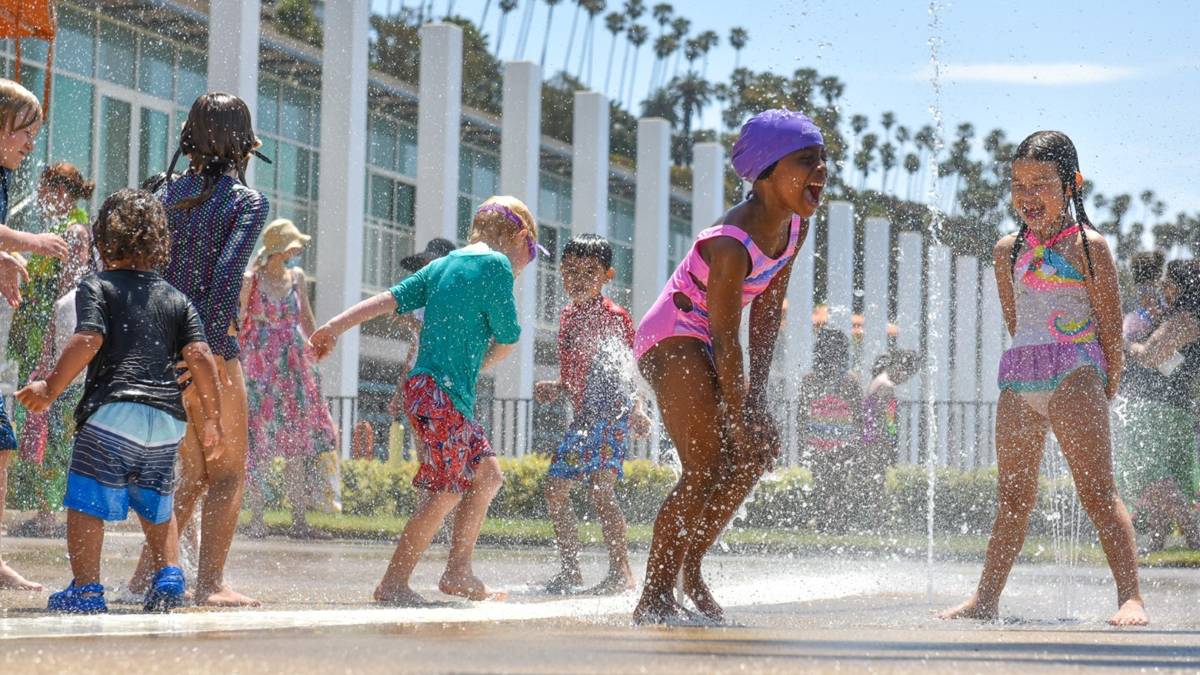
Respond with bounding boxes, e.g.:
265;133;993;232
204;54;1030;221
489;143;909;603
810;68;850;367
310;195;541;605
632;109;827;625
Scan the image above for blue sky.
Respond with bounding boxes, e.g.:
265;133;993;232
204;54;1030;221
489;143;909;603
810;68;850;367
370;0;1199;232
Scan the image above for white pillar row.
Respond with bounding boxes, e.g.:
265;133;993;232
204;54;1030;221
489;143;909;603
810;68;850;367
571;90;608;238
632;118;671;322
782;224;815;466
861;217;890;382
494;61;541;412
207;0;260;185
895;232;923;463
926;244;952;466
314;0;369;460
824;201;854;334
952;256;979;468
978;267;1005;465
691;142;725;237
415;23;463;246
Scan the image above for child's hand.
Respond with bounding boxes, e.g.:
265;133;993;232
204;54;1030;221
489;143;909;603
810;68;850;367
0;251;27;307
629;409;652;439
16;380;54;413
30;233;69;260
199;417;222;459
308;325;338;361
739;408;781;468
533;380;561;404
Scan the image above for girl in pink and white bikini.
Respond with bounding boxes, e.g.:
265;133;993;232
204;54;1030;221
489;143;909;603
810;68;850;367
633;109;826;625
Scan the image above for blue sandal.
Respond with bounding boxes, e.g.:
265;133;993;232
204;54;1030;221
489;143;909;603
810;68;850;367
143;566;186;613
47;580;108;614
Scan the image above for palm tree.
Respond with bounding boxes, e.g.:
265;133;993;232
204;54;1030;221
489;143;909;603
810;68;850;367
577;0;606;85
683;36;702;73
495;0;519;56
855;132;878;189
480;0;494;26
672;72;711;161
1139;189;1156;226
880;111;895;143
561;1;584;74
669;16;689;77
624;23;649;108
728;26;748;70
641;86;678;125
615;1;644;103
540;0;565;68
515;0;540;58
697;30;719;79
603;12;625;97
879;142;896;193
904;152;920;200
649;33;676;95
850;114;868;158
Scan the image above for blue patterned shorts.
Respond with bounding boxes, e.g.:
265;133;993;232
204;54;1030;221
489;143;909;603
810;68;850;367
548;413;630;481
0;396;17;451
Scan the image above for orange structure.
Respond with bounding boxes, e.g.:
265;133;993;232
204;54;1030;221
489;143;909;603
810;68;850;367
0;0;56;114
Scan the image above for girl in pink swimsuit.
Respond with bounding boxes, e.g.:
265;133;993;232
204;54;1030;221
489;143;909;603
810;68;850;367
633;109;826;625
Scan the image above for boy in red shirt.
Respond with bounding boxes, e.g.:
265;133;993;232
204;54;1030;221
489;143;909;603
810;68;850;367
535;235;650;595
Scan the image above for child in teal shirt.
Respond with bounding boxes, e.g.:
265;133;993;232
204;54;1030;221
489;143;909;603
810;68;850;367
310;195;543;606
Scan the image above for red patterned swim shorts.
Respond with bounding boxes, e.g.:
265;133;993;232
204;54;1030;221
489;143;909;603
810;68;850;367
404;374;494;493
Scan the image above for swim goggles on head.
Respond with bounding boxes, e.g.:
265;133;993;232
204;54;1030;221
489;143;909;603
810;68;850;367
476;203;549;260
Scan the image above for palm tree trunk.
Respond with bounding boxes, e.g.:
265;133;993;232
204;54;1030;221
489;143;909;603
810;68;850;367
540;3;558;67
604;37;618;97
734;49;741;70
496;13;509;56
516;0;537;59
562;4;581;74
617;40;632;107
577;20;591;79
480;0;494;27
626;46;641;108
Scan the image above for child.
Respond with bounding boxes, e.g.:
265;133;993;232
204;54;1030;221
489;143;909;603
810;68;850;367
126;92;270;607
16;189;222;613
534;234;650;595
860;348;920;528
238;218;336;538
7;163;94;536
309;195;542;605
0;78;68;592
939;131;1147;626
632;109;825;624
796;329;864;534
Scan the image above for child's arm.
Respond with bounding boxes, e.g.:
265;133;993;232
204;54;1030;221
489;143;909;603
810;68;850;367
747;257;794;409
16;332;103;412
993;236;1017;337
205;192;268;344
1130;313;1200;368
181;341;224;454
0;224;69;260
309;291;398;361
1082;232;1124;399
704;238;757;454
294;268;318;340
0;251;28;307
481;340;517;371
237;270;254;329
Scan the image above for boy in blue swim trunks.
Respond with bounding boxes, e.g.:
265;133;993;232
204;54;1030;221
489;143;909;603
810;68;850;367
535;234;650;595
17;189;222;614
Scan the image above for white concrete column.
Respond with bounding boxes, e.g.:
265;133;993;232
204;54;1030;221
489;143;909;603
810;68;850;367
895;231;923;463
415;23;463;245
978;267;1005;465
861;217;890;382
314;0;369;409
952;256;979;468
632;118;670;322
825;201;854;333
571;91;609;238
782;224;815;466
926;244;952;466
494;61;540;407
207;0;260;184
691;142;725;237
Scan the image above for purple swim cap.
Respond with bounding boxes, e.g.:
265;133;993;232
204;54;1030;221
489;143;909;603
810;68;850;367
731;109;824;182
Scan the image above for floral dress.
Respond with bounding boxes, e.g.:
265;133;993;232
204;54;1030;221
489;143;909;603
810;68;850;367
6;206;89;509
238;270;336;482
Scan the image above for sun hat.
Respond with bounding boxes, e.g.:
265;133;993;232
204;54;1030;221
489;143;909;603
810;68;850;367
255;218;311;262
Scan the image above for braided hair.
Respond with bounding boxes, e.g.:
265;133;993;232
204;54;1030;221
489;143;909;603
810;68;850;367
165;92;261;211
1008;131;1096;278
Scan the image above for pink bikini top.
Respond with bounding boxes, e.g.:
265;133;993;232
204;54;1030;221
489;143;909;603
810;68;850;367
668;215;803;310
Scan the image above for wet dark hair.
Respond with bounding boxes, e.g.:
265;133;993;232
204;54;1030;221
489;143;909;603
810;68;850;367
743;161;780;201
1130;250;1165;285
812;328;850;377
561;233;613;269
40;162;94;201
166;92;261;211
1009;130;1096;277
872;348;921;379
94;188;171;270
1166;259;1200;316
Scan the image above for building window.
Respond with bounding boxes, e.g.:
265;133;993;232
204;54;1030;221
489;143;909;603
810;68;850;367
457;145;500;242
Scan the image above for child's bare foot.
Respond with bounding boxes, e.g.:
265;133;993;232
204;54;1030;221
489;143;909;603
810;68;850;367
585;571;636;596
439;572;507;601
633;591;702;625
374;584;429;606
0;561;43;591
937;594;998;621
196;585;261;607
682;574;723;622
1108;598;1149;626
543;569;583;594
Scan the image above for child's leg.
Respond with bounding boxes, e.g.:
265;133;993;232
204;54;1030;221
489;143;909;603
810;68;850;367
138;514;180;572
375;490;462;605
284;457;312;533
634;339;726;623
441;456;505;599
544;476;583;589
0;451;43;590
587;467;634;594
65;509;105;586
940;390;1047;620
1048;369;1146;626
244;473;267;536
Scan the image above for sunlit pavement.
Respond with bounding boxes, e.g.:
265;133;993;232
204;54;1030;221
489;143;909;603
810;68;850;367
1;533;1198;673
